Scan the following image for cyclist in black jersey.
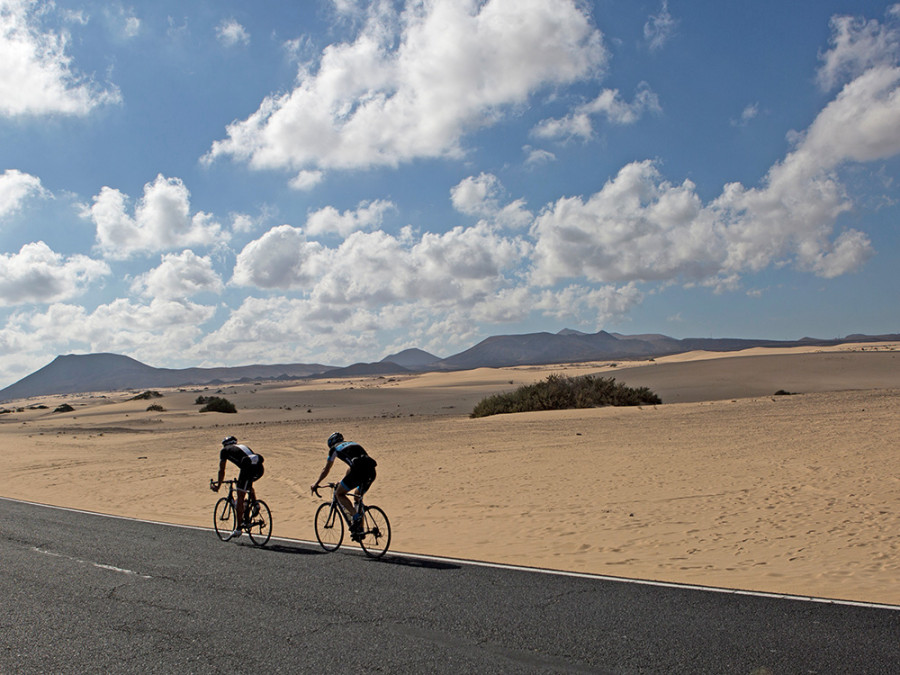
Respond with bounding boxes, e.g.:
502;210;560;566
311;432;377;537
211;435;264;537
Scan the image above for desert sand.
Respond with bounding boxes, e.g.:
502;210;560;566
2;342;898;606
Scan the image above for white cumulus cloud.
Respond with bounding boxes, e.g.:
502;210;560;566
531;11;900;288
531;160;718;285
232;224;329;290
532;83;661;141
131;250;225;299
451;173;503;217
451;173;533;228
305;199;395;237
0;0;121;116
0;169;47;218
204;0;607;177
0;241;110;306
817;7;900;90
84;174;227;259
5;298;217;367
233;219;530;308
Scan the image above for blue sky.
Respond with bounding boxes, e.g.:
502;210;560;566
1;0;899;387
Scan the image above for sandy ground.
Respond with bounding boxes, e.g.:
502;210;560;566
1;342;898;605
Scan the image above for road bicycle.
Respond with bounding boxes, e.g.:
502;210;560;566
312;482;391;559
211;478;272;546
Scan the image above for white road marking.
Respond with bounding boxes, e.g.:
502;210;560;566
31;546;152;579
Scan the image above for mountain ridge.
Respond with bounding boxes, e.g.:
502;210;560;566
2;330;898;401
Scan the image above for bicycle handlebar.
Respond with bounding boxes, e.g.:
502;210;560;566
312;482;364;500
210;478;238;491
311;482;336;498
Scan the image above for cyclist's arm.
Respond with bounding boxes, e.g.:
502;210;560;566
212;458;227;490
311;459;333;492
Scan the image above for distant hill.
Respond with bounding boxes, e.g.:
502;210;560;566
317;361;412;378
436;330;776;370
434;329;900;370
437;330;649;369
2;331;898;401
380;348;441;369
0;353;332;401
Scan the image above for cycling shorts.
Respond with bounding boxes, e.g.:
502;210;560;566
340;455;377;495
237;459;264;492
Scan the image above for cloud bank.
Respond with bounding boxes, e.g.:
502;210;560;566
204;0;607;177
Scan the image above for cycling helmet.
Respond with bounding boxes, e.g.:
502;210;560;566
327;432;344;449
222;435;237;446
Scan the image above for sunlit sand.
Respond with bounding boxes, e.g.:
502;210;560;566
2;342;898;605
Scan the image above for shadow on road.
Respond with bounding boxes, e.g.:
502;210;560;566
255;543;324;556
256;542;461;570
373;555;460;571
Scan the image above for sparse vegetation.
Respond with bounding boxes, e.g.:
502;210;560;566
471;373;661;418
146;404;165;412
197;396;237;413
53;403;75;413
131;390;163;400
774;389;796;396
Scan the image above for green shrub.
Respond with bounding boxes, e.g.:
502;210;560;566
471;373;661;418
131;391;163;400
198;396;237;413
146;403;165;412
53;403;75;413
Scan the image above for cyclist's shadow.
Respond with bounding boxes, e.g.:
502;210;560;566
257;543;323;556
258;543;461;570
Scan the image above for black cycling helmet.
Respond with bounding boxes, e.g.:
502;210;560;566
327;432;344;449
222;435;237;446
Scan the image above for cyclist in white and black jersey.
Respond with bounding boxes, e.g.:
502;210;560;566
311;432;377;537
211;436;264;537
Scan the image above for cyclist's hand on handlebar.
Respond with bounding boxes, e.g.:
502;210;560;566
310;483;320;497
210;479;220;492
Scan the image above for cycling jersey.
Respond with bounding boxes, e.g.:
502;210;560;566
329;441;377;494
328;441;369;466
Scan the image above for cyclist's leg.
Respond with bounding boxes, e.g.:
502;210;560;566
235;467;252;525
355;459;376;504
335;476;357;520
359;460;376;496
249;463;263;504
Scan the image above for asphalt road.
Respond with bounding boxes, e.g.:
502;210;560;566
1;497;897;674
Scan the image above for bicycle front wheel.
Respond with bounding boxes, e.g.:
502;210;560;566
247;499;272;547
314;502;344;552
359;505;391;559
213;497;235;541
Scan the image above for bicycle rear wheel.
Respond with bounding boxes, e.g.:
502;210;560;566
213;497;235;541
358;505;391;559
314;502;343;552
247;499;272;546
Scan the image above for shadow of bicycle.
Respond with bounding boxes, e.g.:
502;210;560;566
252;543;324;556
256;542;461;570
369;555;461;571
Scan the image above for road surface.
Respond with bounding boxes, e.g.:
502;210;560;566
1;498;897;673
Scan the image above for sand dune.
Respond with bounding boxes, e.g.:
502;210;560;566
2;343;898;605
